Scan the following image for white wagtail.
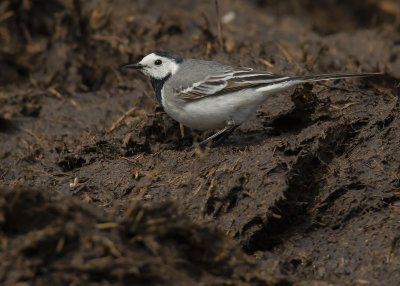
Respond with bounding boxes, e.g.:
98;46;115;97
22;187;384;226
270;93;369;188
123;51;379;147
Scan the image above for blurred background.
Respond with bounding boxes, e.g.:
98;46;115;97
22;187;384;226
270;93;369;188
0;0;399;92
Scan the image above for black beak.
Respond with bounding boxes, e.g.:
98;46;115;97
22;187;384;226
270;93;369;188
120;63;143;70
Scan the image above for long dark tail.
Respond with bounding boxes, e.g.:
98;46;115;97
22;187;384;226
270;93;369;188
255;72;381;93
291;72;381;84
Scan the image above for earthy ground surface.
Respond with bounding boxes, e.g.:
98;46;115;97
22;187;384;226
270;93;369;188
1;0;400;285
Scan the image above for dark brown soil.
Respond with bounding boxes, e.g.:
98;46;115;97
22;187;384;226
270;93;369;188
1;0;399;285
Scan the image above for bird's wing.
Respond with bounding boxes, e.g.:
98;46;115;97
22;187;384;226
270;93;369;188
176;67;289;101
175;66;379;101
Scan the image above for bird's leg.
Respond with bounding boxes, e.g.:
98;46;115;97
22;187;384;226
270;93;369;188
198;119;237;147
197;126;232;146
210;125;239;147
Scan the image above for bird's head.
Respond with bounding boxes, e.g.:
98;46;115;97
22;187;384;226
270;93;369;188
123;51;183;80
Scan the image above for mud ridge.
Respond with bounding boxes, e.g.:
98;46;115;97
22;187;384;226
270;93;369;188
244;119;368;253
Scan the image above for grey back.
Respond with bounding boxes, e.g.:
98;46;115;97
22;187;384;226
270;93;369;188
168;58;233;89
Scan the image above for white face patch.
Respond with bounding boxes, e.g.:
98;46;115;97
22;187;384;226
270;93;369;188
139;53;179;80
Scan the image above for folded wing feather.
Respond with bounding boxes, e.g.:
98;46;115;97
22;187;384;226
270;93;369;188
177;67;288;100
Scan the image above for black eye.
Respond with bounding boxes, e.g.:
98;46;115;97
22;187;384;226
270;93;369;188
154;59;162;66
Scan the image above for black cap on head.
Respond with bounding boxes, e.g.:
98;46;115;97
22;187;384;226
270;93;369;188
154;50;183;63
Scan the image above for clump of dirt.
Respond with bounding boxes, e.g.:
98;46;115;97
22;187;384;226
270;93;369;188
1;0;400;285
0;188;286;285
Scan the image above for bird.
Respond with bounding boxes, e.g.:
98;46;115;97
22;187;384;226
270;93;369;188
122;51;379;147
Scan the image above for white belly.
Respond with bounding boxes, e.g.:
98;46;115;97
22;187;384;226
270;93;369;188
163;89;268;130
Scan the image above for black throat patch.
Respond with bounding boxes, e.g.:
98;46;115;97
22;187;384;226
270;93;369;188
150;73;171;106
